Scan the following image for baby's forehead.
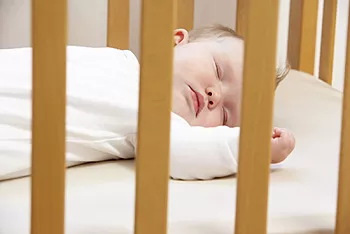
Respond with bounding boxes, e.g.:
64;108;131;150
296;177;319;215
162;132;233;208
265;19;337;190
197;35;242;43
178;37;243;62
200;36;244;51
206;38;243;57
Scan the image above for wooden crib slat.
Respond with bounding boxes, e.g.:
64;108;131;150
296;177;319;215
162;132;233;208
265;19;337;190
236;0;247;37
287;0;318;75
175;0;194;30
319;0;337;84
234;1;279;234
134;0;175;234
335;2;350;233
107;0;129;49
31;0;67;233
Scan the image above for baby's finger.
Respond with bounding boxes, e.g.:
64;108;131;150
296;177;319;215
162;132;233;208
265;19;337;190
273;127;287;135
272;127;284;138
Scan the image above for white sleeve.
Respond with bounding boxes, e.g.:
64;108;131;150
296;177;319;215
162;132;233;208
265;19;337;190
169;113;240;180
127;113;241;180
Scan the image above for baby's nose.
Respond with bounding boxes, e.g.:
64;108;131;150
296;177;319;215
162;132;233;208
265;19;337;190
206;87;222;109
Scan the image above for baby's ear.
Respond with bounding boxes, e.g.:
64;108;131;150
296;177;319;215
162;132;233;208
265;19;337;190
173;28;189;46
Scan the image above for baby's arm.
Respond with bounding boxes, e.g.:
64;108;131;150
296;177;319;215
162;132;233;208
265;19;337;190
169;117;240;180
128;114;295;180
168;114;296;180
127;113;241;180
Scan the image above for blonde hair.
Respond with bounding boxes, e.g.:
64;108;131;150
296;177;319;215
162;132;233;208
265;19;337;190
187;24;290;88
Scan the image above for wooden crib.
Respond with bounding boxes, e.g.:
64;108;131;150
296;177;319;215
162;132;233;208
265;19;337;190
26;0;349;233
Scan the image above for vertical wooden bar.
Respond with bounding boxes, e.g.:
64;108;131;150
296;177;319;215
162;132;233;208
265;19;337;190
107;0;129;49
234;0;279;234
319;0;337;84
287;0;318;74
31;0;67;234
236;0;247;38
133;0;175;234
335;3;350;233
175;0;194;30
287;0;302;70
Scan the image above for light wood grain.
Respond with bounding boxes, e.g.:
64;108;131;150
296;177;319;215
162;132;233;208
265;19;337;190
175;0;194;30
335;2;350;233
31;0;67;233
236;0;247;37
107;0;129;49
319;0;337;84
234;0;279;234
287;0;318;74
133;0;175;234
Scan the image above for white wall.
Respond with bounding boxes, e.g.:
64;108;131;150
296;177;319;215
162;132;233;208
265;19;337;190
0;0;348;91
0;0;108;48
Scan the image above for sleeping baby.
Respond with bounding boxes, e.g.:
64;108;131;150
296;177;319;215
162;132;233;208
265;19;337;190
0;24;295;181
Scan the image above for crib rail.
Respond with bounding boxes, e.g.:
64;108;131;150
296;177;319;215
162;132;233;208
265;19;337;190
133;0;174;234
107;0;129;49
175;0;194;30
235;0;246;38
234;1;279;233
335;2;350;233
31;0;67;233
287;0;319;75
319;0;337;84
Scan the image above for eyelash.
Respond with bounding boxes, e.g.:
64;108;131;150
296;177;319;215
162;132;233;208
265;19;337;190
214;61;222;80
213;60;226;125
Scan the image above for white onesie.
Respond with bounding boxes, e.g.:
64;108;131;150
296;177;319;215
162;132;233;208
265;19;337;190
0;46;240;181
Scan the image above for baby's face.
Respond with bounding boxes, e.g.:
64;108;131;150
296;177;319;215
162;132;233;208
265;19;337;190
172;29;244;127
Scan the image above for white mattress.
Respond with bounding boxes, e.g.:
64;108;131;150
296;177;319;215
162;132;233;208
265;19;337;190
0;69;343;234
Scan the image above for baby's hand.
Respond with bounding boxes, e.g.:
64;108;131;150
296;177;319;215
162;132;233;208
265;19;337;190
271;127;295;164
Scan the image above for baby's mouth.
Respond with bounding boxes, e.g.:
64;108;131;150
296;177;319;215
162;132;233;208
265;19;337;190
189;86;204;116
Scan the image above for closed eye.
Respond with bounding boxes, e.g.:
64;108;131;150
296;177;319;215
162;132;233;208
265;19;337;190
214;60;222;80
